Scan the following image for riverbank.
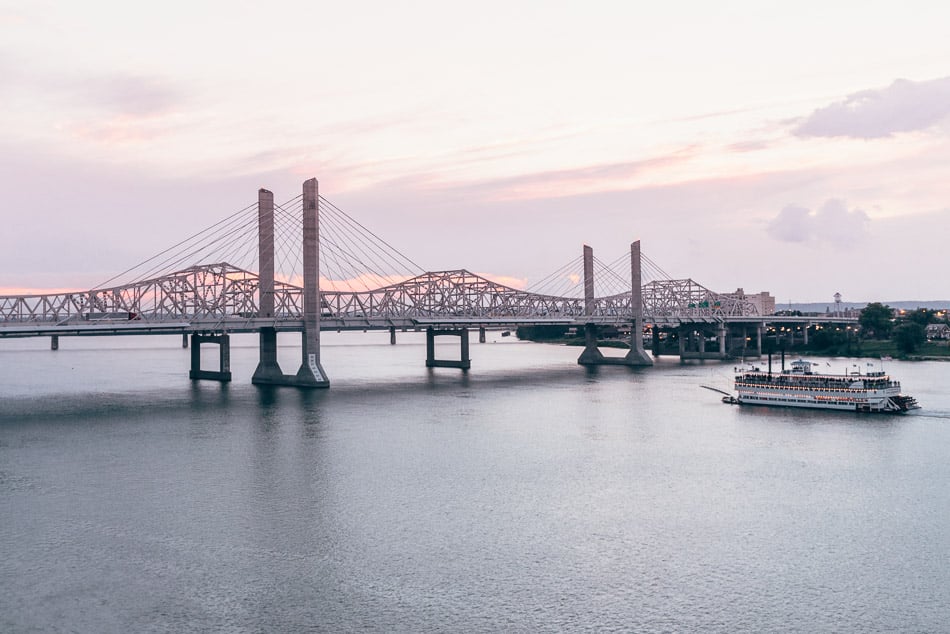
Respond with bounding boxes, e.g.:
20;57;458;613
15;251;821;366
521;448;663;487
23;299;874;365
515;326;950;361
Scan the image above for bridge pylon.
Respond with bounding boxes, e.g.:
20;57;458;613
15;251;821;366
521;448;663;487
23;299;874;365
251;179;329;388
576;242;653;367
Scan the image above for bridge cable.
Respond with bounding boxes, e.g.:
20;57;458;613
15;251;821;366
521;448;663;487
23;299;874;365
117;210;258;287
318;200;419;291
274;199;304;284
319;195;423;274
91;201;258;289
319;202;417;284
319;206;404;291
526;255;584;298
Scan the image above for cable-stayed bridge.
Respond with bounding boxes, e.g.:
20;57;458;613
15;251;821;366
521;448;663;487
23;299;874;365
0;178;851;386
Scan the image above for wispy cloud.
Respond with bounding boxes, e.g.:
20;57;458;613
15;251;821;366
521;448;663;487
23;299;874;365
423;147;700;202
0;60;189;145
767;199;869;247
793;76;950;139
80;75;182;117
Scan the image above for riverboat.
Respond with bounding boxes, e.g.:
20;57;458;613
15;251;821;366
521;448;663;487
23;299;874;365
726;359;919;413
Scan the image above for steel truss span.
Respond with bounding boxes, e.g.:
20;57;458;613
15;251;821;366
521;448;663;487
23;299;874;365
0;264;759;336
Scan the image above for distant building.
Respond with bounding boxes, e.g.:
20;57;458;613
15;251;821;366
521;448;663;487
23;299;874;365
925;323;950;340
721;288;775;315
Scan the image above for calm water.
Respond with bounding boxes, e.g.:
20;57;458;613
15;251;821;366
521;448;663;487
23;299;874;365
1;332;949;632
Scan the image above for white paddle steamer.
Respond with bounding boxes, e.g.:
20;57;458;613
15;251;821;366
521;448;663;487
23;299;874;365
726;359;919;413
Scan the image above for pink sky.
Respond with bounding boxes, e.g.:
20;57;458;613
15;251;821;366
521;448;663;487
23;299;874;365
1;1;949;302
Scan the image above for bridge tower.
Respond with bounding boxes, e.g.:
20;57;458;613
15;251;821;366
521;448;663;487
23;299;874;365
251;179;329;388
577;242;653;367
625;240;653;365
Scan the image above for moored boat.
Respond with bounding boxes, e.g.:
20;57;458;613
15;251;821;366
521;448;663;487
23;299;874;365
728;359;919;413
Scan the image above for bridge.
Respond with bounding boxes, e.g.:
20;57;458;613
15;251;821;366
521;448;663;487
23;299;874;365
0;178;856;386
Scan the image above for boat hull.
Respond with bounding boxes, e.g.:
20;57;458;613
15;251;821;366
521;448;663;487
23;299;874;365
726;361;919;413
734;391;918;413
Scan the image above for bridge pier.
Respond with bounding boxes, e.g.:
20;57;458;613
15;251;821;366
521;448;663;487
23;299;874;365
294;178;330;387
250;181;329;388
426;327;471;369
479;326;486;344
678;325;729;361
189;333;232;382
182;333;188;348
624;240;652;365
50;335;59;351
390;326;397;345
576;242;652;367
251;327;286;384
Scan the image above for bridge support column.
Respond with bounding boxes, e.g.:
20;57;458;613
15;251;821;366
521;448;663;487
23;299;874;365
294;178;329;387
756;325;763;356
719;324;727;356
189;333;232;382
426;327;471;369
652;328;661;357
479;327;486;344
252;188;290;386
252;327;285;384
50;335;59;351
624;240;653;366
390;326;397;345
577;323;606;364
576;243;652;367
182;333;188;348
803;323;809;346
251;180;329;388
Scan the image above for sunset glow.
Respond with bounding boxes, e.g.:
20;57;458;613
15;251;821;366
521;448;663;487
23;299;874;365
2;1;949;301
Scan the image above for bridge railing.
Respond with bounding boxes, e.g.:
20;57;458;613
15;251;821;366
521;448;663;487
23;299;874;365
1;267;764;330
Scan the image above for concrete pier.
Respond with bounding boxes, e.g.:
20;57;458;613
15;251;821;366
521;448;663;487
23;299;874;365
295;178;330;387
479;327;486;344
577;243;653;366
623;241;653;366
426;327;471;369
390;326;397;345
252;188;287;385
189;333;232;382
577;245;606;365
182;334;188;348
678;325;729;361
50;335;59;351
251;180;329;388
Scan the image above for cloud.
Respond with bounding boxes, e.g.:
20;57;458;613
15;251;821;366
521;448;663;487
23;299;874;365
767;199;869;246
82;75;182;117
413;147;700;202
793;76;950;139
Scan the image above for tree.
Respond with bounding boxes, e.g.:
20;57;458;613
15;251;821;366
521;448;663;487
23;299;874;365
907;308;936;326
894;322;926;354
859;302;893;339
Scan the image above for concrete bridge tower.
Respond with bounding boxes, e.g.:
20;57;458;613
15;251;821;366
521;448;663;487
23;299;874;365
252;178;329;388
577;241;653;367
624;240;653;365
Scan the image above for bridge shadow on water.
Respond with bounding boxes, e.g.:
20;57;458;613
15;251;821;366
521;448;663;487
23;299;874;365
0;361;656;426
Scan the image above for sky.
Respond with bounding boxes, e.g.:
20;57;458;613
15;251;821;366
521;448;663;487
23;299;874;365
2;0;949;303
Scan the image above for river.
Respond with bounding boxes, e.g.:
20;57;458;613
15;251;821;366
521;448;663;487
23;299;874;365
1;331;949;632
